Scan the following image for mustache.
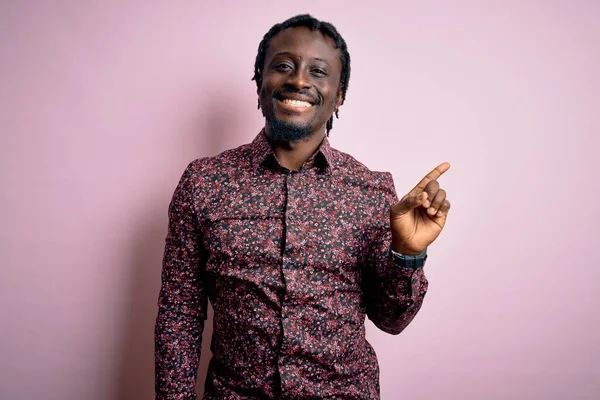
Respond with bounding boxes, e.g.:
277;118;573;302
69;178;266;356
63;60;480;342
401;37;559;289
273;87;321;105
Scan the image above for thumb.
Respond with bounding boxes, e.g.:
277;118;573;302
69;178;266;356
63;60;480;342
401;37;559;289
391;192;427;217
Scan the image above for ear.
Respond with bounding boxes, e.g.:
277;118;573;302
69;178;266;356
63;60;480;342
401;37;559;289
336;86;343;108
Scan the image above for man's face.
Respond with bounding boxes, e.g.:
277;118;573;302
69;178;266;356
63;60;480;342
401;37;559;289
259;27;343;142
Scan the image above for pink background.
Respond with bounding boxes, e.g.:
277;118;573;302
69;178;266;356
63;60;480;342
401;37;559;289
1;1;599;399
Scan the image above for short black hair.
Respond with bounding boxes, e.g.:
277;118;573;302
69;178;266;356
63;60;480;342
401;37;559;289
252;14;351;135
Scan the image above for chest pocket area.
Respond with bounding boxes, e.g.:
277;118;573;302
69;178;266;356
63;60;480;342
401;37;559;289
298;207;370;280
202;213;284;271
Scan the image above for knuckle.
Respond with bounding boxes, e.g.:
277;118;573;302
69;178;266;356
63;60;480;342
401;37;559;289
427;180;439;190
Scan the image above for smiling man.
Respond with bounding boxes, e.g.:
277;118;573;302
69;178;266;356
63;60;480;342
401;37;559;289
155;14;451;400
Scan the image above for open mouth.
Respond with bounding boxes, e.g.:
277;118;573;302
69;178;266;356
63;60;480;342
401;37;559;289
280;98;313;108
275;94;316;113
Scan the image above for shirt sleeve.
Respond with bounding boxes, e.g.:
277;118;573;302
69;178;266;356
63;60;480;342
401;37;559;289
363;172;429;335
155;161;208;400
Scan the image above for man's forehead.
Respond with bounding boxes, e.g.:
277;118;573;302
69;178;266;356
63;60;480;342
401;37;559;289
266;27;340;61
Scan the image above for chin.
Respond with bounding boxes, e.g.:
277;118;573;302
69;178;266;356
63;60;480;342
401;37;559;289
266;114;313;142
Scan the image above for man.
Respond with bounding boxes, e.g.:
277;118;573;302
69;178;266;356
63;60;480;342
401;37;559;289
155;14;451;400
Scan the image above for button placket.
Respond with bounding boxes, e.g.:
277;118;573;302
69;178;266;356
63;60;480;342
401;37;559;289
278;170;302;393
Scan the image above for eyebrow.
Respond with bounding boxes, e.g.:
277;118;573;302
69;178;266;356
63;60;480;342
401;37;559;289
272;51;330;65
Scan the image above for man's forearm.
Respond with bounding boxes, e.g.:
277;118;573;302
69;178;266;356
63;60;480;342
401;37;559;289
365;255;429;335
155;307;204;400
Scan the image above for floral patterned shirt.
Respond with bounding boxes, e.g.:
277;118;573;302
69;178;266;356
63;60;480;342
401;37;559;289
155;129;429;399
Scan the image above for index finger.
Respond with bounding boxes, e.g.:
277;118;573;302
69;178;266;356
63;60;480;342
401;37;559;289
411;162;451;193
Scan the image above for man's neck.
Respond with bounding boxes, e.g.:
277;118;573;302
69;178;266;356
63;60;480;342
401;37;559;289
267;129;326;172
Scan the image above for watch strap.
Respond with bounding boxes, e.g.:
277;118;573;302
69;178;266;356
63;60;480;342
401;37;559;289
390;247;428;268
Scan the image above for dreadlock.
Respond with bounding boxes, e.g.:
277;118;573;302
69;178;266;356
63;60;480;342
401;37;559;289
252;14;351;136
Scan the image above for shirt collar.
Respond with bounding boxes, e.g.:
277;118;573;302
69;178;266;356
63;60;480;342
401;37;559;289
249;128;335;174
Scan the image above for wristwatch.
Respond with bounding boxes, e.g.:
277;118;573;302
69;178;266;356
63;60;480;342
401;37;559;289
390;247;428;268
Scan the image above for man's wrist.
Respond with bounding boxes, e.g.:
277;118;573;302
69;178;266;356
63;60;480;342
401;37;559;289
391;241;426;256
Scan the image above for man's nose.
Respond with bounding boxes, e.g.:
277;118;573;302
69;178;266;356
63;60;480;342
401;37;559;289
286;68;312;90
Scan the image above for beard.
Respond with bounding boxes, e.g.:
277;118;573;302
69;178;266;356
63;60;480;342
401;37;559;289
261;86;322;143
264;112;313;143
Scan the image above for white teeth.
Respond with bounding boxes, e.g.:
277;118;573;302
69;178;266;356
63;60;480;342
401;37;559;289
282;99;312;108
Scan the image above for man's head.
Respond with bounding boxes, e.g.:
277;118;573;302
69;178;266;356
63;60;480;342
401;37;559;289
253;14;351;142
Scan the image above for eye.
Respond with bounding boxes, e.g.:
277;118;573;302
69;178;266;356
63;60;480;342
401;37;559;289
274;63;293;71
311;68;327;76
